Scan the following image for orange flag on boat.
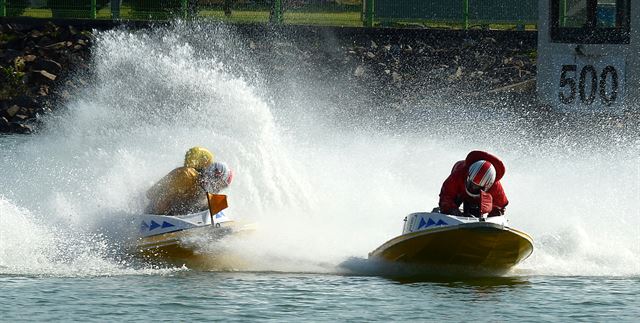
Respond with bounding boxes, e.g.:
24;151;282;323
207;193;228;216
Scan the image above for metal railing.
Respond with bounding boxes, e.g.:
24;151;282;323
364;0;537;28
0;0;536;29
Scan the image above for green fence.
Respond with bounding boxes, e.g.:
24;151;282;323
372;0;464;22
2;0;114;19
468;0;537;24
197;0;275;24
0;0;537;28
0;1;363;26
196;1;361;26
0;0;192;20
366;0;538;28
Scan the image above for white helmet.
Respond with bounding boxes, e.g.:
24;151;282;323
200;162;234;193
465;160;496;196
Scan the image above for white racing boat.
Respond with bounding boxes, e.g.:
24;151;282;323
135;194;253;267
369;211;533;272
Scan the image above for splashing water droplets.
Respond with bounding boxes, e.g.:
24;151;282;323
0;23;638;277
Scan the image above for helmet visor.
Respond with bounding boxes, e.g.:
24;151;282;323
466;178;485;195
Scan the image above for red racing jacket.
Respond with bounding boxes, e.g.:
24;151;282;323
438;151;508;216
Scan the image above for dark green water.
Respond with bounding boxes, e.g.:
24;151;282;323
1;273;638;321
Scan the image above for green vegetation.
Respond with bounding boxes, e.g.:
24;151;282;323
283;11;361;27
0;66;26;101
5;0;30;16
55;0;108;18
129;0;187;20
198;10;271;24
17;7;363;27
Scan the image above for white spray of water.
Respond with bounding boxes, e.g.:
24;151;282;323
0;195;184;276
0;23;637;277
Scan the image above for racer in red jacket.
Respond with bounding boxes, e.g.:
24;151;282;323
438;151;508;217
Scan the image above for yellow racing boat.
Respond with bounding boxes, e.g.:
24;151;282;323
135;194;253;268
369;211;533;272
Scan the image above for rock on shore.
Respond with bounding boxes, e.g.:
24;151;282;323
0;22;93;134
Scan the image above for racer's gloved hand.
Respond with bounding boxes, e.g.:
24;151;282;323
479;191;493;215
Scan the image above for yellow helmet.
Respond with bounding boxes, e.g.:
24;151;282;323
184;147;214;170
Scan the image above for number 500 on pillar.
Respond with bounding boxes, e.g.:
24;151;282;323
553;56;625;112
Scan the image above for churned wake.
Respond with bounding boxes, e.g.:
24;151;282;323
0;22;637;277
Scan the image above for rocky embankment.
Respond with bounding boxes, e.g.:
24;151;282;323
0;22;93;133
249;27;536;95
344;35;536;95
234;26;537;125
0;22;536;134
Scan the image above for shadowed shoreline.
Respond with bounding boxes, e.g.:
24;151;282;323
2;20;538;134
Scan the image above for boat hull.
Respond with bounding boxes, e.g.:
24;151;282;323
369;216;533;270
134;208;253;268
138;225;231;257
